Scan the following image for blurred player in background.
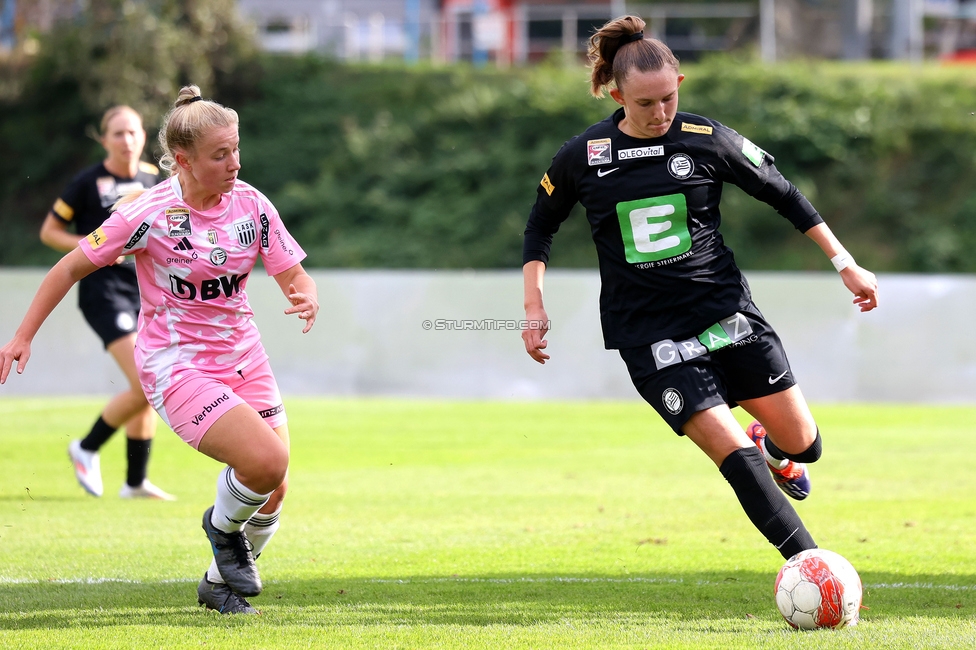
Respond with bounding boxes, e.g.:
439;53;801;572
2;85;319;614
521;16;879;559
40;105;174;501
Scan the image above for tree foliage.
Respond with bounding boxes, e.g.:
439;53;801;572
1;24;975;272
0;0;258;264
237;57;976;272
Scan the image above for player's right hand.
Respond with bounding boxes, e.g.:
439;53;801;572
840;264;879;312
0;337;31;384
522;306;551;364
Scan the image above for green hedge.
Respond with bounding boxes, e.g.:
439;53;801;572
3;54;976;271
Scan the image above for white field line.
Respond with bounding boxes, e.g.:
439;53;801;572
0;576;973;591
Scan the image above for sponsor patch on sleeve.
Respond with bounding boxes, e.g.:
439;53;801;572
741;138;766;167
86;227;108;249
53;198;74;221
540;173;555;196
123;222;151;250
680;122;713;135
586;138;613;166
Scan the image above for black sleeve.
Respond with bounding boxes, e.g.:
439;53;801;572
752;168;823;233
522;140;579;266
52;170;89;226
714;124;823;233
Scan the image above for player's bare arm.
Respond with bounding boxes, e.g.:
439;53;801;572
0;248;98;383
39;212;83;253
275;263;319;334
522;260;550;364
803;222;879;312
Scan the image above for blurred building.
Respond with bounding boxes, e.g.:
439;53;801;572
237;0;976;63
1;0;974;63
238;0;440;61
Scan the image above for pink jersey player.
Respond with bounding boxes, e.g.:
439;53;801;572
80;175;305;446
1;86;319;615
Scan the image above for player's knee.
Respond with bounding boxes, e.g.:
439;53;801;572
239;445;288;494
789;429;822;463
261;448;289;491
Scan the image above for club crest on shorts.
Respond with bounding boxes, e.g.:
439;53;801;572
587;138;612;166
662;388;684;415
115;312;136;332
235;218;257;247
668;153;694;180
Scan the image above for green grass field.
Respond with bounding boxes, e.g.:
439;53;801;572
0;398;974;649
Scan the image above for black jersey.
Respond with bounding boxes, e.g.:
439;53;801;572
52;161;161;235
523;108;824;349
52;161;161;308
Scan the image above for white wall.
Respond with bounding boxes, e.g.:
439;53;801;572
1;268;973;403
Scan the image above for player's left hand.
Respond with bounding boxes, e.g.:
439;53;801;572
840;265;878;312
284;284;318;333
0;336;32;384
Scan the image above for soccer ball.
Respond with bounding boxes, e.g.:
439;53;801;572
774;549;862;629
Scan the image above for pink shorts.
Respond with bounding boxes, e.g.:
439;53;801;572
156;359;287;449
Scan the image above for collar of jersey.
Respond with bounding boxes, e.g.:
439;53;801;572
611;107;674;144
169;174;231;218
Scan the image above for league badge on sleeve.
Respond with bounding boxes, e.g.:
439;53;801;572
86;227;108;249
587;138;613;166
741;138;767;167
166;208;192;237
540;173;555;196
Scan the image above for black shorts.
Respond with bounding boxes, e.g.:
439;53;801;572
78;265;140;349
619;305;795;435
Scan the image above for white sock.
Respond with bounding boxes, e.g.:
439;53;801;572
245;508;281;559
759;437;790;470
207;507;281;584
206;558;224;584
210;466;272;534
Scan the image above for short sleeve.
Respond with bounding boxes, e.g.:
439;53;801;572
78;210;150;267
52;174;87;224
257;204;307;276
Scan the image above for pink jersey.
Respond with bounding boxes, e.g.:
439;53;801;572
79;175;306;400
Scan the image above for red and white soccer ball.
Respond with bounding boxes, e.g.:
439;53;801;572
774;549;862;630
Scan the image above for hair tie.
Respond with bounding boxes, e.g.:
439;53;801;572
187;96;204;104
628;31;644;43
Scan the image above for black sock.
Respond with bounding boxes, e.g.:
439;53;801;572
764;429;823;464
80;416;116;452
126;438;152;487
719;447;817;559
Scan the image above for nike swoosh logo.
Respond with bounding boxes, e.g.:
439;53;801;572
597;167;619;177
768;370;788;384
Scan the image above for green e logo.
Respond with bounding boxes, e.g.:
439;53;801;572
616;193;691;264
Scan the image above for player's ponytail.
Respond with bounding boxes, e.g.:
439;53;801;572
587;16;680;98
110;187;147;212
157;84;239;176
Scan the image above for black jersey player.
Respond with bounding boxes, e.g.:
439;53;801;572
521;16;878;559
40;105;174;500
